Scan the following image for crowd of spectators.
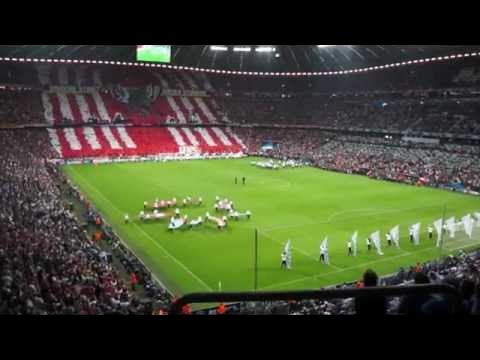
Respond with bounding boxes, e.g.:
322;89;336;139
2;60;480;314
220;94;480;135
239;128;480;192
0;89;43;126
217;250;480;315
0;130;170;314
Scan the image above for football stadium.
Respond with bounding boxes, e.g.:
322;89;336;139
1;45;480;315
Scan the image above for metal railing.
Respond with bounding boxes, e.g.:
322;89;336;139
169;284;460;315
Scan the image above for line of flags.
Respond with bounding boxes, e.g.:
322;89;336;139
281;211;479;267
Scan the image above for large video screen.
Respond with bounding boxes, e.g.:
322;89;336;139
136;45;171;63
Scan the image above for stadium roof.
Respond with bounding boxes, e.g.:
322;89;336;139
1;45;479;73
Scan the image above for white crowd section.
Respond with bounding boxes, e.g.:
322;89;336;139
75;94;92;123
226;128;246;149
194;97;216;122
166;96;187;123
47;128;62;156
116;126;137;148
101;126;122;149
91;91;111;122
63;128;82;150
180;72;199;89
180;96;195;113
194;127;216;146
37;65;51;86
93;69;103;87
151;71;170;88
167;127;187;147
211;127;232;146
58;67;69;86
170;73;186;90
180;127;200;146
57;92;74;121
41;93;55;124
83;127;102;150
74;66;86;86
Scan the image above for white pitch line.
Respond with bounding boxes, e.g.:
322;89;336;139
261;203;448;233
327;208;386;223
70;167;213;292
259;241;480;290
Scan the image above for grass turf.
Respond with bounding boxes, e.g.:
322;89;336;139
62;157;480;297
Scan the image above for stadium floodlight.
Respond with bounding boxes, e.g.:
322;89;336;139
317;45;333;48
233;47;251;52
210;46;228;51
255;46;276;53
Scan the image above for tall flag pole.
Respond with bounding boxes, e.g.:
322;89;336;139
254;229;258;291
440;204;447;252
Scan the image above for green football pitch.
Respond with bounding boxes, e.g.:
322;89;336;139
62;158;480;297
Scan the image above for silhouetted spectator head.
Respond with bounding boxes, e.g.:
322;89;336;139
414;272;430;285
363;269;379;287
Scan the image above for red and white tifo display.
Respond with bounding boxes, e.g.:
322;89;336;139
47;126;246;159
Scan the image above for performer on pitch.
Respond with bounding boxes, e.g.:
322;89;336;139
366;237;372;252
386;232;392;247
348;241;353;256
428;225;433;240
242;177;246;185
320;247;326;263
409;227;414;243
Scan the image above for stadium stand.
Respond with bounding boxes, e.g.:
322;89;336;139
0;129;172;314
238;128;480;192
1;50;480;315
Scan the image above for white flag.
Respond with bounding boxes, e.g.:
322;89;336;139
411;223;421;246
370;231;383;255
284;239;292;255
351;231;358;257
446;217;456;238
462;214;474;239
390;225;400;248
320;237;329;264
433;218;444;247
